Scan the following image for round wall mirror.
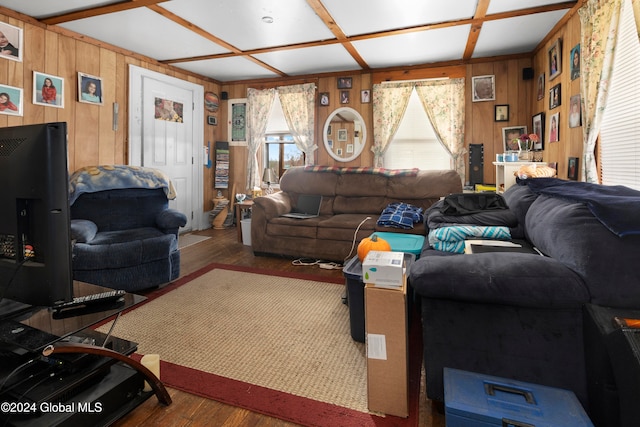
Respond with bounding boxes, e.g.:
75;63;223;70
323;107;367;162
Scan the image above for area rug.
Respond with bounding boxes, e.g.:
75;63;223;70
177;233;211;249
96;263;422;426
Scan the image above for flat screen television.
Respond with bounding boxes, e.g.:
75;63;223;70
0;122;73;312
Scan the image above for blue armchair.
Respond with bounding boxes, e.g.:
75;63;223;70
69;165;187;292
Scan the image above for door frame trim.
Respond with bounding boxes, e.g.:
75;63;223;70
128;64;205;230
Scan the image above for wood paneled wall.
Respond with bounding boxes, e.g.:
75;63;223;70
0;10;222;213
1;6;583;223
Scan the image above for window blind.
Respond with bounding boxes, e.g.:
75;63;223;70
600;0;640;190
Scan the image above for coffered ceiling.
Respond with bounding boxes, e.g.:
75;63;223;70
0;0;579;83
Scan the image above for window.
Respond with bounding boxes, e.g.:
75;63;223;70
265;133;304;179
383;88;451;170
264;95;304;180
600;0;640;190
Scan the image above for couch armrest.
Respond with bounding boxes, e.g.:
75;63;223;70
70;219;98;243
156;209;187;235
252;192;292;219
409;253;590;309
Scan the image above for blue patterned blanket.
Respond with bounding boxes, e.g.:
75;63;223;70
428;225;512;253
377;202;424;229
69;165;176;205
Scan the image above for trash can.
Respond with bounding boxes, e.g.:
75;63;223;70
343;253;415;342
241;219;252;246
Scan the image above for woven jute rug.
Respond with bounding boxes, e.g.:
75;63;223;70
97;264;420;426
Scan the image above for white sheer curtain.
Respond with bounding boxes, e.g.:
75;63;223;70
278;83;317;165
371;83;414;167
415;78;466;182
246;87;276;191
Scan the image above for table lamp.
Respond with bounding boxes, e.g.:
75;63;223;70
262;168;278;194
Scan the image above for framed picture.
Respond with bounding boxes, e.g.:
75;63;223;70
549;112;560;143
207;115;217;125
0;83;23;116
0;21;23;62
338;129;347;142
78;72;103;105
340;90;349;104
502;126;527;152
337;77;352;89
537;74;545;100
336;148;343;156
569;94;582;128
346;143;354;154
495;104;509;122
319;92;329;106
472;75;495;102
548;38;562;80
361;89;371;103
570;44;581;80
549;83;561;109
532;113;545;150
229;99;247;144
33;71;64;108
568;157;579;180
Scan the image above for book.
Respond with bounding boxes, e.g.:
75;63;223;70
464;239;543;255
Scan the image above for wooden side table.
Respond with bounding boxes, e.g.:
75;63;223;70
236;200;254;243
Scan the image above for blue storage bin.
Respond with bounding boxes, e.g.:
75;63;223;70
444;368;593;427
370;232;425;258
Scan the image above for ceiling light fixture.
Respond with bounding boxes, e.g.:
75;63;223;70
262;16;274;24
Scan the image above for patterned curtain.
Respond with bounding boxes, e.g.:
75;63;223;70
278;83;317;165
579;0;623;182
415;78;466;183
246;87;276;191
371;83;414;167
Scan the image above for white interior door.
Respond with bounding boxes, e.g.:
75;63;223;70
129;65;204;232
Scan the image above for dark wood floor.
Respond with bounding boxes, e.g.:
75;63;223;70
113;226;445;427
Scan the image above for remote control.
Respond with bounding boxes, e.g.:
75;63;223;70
53;290;126;311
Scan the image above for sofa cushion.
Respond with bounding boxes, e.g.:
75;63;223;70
70;219;98;243
526;195;640;307
73;228;176;270
409;252;589;309
503;184;539;239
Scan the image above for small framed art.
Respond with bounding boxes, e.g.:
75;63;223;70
338;129;347;142
532;112;545;150
319;92;329;106
502;126;527;152
548;38;562;80
495;105;509;122
340;91;349;104
537;74;545;101
33;71;64;108
337;77;352;89
569;94;582;128
549;112;560;143
472;75;495;102
361;89;371;103
570;44;581;80
568;157;579;180
0;83;23;116
0;22;23;62
78;72;103;105
549;84;561;110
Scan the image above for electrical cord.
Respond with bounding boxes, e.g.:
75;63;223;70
343;216;372;263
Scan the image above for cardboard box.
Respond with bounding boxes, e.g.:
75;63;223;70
362;250;405;288
365;278;408;417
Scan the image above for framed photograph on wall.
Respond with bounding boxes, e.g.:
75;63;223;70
0;21;23;62
569;94;582;128
0;83;23;116
495;104;509;122
340;90;349;104
532;112;545;150
361;89;371;103
568;157;579;180
549;83;561;109
537;74;545;100
549;112;560;143
78;72;103;105
338;129;347;142
337;77;352;89
502;126;527;152
472;75;495;102
319;92;329;106
570;44;581;80
33;71;64;108
548;38;562;80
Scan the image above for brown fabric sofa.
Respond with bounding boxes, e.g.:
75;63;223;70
251;166;462;262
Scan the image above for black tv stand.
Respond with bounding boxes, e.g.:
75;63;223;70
0;282;171;427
